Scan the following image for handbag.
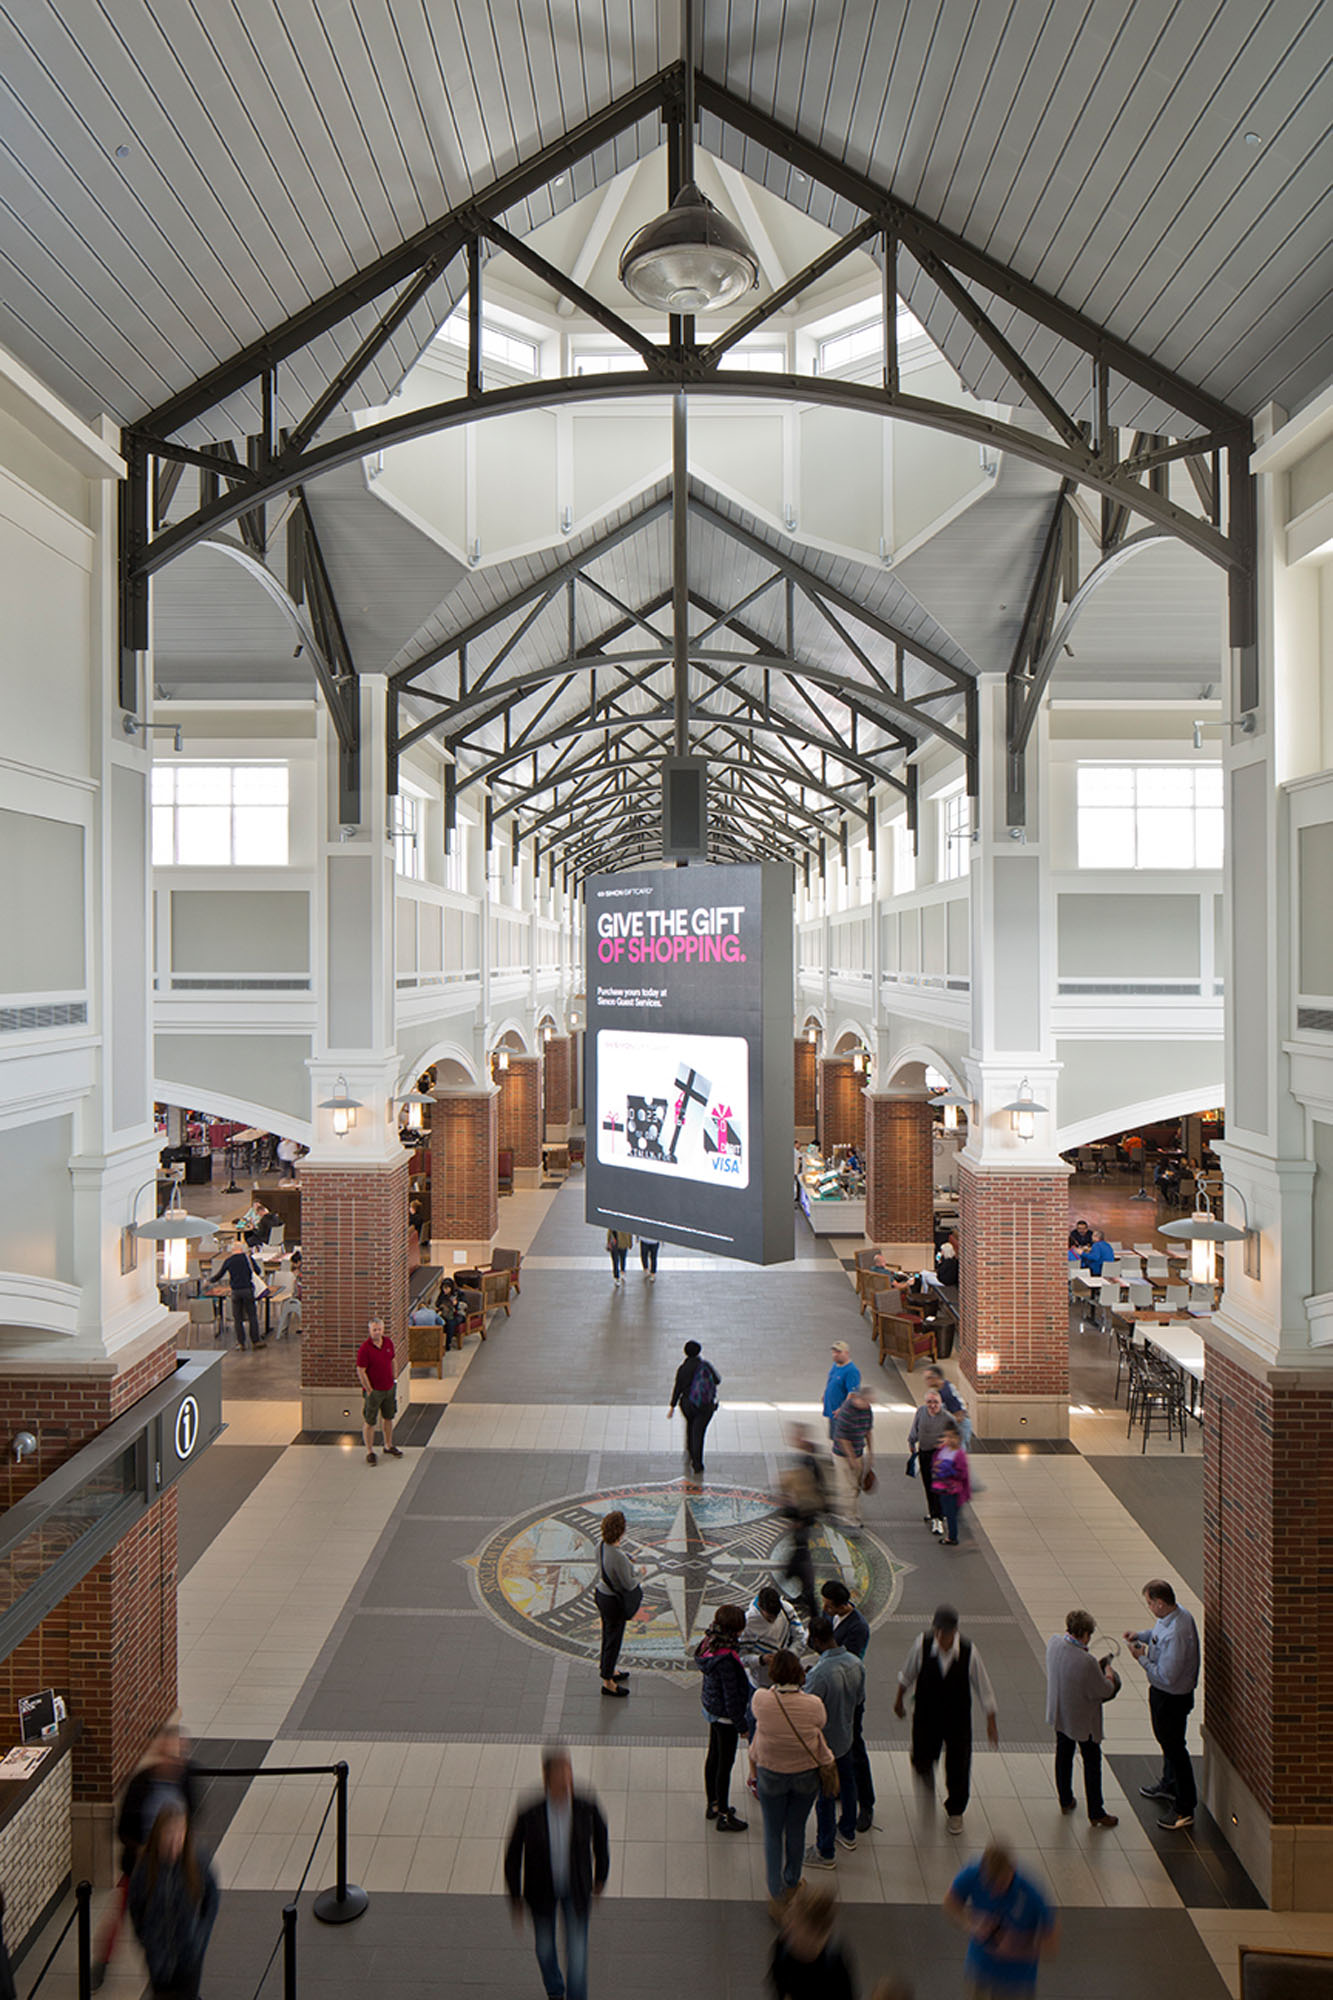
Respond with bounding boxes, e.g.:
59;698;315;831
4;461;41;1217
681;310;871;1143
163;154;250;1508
860;1466;878;1495
904;1450;918;1479
772;1691;839;1797
597;1544;643;1617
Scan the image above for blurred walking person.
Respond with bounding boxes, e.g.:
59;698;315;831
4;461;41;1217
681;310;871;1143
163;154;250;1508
505;1749;609;2000
128;1804;219;2000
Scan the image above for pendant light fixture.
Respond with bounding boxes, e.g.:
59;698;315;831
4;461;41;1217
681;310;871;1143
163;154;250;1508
619;1;758;315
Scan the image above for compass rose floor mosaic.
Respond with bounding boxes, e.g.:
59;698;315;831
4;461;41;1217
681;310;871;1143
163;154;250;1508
60;1175;1329;2000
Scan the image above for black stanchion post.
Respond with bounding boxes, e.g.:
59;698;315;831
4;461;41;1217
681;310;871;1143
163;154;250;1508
312;1761;368;1924
75;1880;92;2000
282;1903;298;2000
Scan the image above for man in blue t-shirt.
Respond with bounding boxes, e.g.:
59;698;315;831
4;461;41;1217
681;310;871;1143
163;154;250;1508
1079;1230;1116;1277
822;1342;861;1439
944;1842;1058;1995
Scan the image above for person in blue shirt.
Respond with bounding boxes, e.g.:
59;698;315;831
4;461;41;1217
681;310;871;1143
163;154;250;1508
943;1842;1058;1996
1124;1577;1200;1829
822;1343;861;1440
1079;1230;1116;1277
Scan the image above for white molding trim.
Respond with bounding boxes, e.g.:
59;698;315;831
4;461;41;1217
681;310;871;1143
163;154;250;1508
0;1272;81;1336
1057;1087;1225;1155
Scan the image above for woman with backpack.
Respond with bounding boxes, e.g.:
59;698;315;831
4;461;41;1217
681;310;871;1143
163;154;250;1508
668;1339;721;1479
693;1604;751;1833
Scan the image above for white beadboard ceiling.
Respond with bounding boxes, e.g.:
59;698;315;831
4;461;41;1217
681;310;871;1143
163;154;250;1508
3;0;1330;438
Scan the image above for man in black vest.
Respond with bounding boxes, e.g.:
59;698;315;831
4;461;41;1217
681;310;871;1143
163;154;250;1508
505;1749;609;2000
894;1603;999;1835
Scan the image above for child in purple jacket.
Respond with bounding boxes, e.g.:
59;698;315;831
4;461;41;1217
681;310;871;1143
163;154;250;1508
932;1423;972;1547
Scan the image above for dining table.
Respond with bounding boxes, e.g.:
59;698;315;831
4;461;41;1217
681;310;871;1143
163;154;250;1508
1138;1316;1207;1417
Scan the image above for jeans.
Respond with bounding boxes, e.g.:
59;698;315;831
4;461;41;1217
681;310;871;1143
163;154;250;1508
684;1406;714;1474
939;1491;960;1543
912;1710;972;1815
1054;1731;1105;1819
608;1245;628;1279
850;1700;875;1812
704;1719;738;1811
595;1592;627;1681
639;1241;659;1272
1149;1684;1197;1813
230;1291;259;1348
755;1767;819;1898
531;1896;589;2000
813;1749;858;1854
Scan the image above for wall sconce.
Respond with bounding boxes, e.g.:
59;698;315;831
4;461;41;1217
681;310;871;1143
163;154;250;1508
937;1089;971;1132
318;1076;363;1137
125;1178;215;1275
495;1050;510;1072
543;1024;553;1044
1000;1078;1046;1141
12;1432;37;1464
1161;1184;1251;1285
851;1048;868;1076
395;1089;434;1131
806;1026;819;1045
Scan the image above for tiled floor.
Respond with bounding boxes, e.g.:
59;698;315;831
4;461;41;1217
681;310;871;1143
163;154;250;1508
33;1165;1333;2000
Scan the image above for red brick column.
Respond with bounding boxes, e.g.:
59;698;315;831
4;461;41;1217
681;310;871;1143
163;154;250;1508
431;1089;498;1242
956;1161;1069;1437
1203;1348;1333;1906
865;1094;934;1243
496;1055;542;1171
543;1037;571;1134
0;1338;180;1873
300;1156;410;1418
818;1059;866;1152
794;1039;817;1132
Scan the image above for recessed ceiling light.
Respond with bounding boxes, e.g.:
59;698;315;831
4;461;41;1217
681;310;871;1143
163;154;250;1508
554;173;567;186
1244;132;1262;147
115;144;130;158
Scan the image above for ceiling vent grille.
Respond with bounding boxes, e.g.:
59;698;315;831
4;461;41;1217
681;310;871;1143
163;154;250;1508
1297;1007;1333;1033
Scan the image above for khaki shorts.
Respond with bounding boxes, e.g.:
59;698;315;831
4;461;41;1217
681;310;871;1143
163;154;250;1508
362;1387;397;1425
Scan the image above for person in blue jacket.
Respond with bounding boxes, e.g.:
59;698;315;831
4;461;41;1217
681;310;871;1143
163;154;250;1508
822;1342;861;1440
1080;1230;1117;1277
693;1604;751;1833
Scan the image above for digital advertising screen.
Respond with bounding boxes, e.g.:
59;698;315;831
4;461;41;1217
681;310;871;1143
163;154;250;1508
585;862;794;1265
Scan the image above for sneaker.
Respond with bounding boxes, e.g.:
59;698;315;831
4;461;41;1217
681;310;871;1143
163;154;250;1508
836;1833;857;1852
803;1846;836;1870
855;1809;875;1833
1157;1812;1194;1830
1090;1815;1120;1829
715;1810;748;1833
385;1445;404;1458
946;1814;965;1835
1139;1783;1173;1801
365;1451;377;1465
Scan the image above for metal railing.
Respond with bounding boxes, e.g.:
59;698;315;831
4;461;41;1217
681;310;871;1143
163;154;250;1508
191;1758;367;1932
23;1878;91;2000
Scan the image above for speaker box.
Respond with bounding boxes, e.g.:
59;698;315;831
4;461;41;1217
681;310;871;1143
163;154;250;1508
661;757;708;857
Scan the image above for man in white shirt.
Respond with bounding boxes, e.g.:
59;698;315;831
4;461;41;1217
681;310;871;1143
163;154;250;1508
894;1604;998;1834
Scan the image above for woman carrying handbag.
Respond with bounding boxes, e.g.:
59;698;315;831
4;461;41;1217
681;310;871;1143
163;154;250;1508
592;1511;642;1696
749;1649;836;1917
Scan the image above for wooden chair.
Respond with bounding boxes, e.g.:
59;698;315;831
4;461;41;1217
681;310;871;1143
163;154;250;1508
490;1247;523;1296
481;1268;512;1318
873;1310;937;1373
859;1269;899;1317
457;1284;486;1341
408;1317;447;1378
567;1136;586;1167
497;1148;515;1196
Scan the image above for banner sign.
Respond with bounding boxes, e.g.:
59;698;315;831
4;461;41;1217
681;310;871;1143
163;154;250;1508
585;862;794;1264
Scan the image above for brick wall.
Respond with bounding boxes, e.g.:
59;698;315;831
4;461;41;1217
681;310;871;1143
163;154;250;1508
0;1338;179;1506
431;1092;498;1241
496;1057;542;1168
300;1157;410;1392
543;1037;571;1131
956;1164;1069;1402
794;1040;817;1128
818;1059;866;1152
1204;1349;1333;1824
865;1096;934;1243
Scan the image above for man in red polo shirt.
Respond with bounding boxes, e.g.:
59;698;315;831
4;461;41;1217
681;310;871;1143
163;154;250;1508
356;1317;403;1465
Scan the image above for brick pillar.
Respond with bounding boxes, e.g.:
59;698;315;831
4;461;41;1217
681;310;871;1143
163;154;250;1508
1203;1349;1333;1908
300;1156;410;1430
865;1094;934;1245
0;1337;180;1877
956;1161;1069;1438
818;1058;865;1152
794;1039;817;1137
431;1087;498;1246
496;1055;542;1184
543;1036;571;1138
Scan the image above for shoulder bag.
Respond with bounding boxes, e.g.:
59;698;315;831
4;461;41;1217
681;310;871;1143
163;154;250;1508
597;1544;643;1618
772;1691;839;1797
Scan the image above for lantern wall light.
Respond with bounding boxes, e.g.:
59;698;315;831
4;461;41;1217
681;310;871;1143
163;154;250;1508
318;1076;362;1137
1000;1077;1047;1141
